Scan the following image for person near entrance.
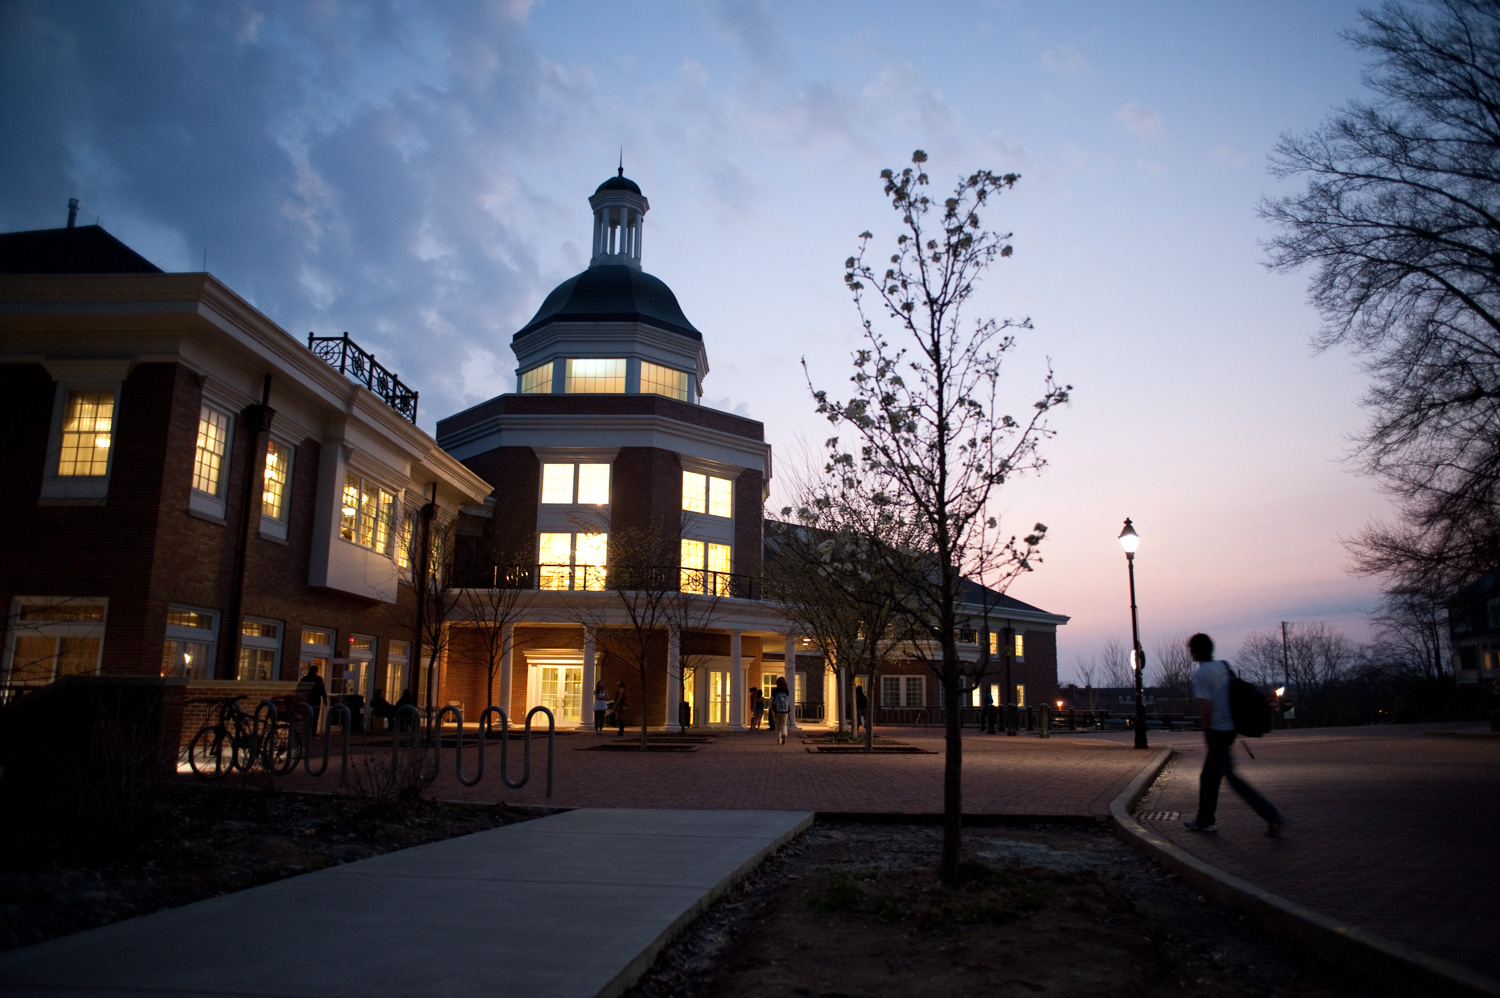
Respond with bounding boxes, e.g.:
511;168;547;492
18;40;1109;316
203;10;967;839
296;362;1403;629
592;681;608;733
614;681;628;736
854;683;869;735
296;664;327;733
1185;633;1286;837
750;686;765;729
770;676;791;745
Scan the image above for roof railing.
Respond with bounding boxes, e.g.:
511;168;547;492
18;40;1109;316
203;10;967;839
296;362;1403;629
307;332;419;424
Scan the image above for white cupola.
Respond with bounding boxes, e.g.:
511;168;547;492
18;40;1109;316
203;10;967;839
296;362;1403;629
588;167;648;269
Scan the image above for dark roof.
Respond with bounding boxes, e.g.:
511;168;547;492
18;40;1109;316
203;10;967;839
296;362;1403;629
514;264;702;341
958;577;1050;616
594;174;642;196
0;225;162;274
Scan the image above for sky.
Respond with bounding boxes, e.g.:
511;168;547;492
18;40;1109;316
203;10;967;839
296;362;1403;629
0;0;1396;682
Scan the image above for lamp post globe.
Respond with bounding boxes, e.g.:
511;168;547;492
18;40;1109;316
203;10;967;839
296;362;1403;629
1118;518;1147;750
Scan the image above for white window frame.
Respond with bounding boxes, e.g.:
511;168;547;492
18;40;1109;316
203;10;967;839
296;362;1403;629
341;634;376;699
237;616;283;682
189;402;235;520
564;357;626;394
539;461;612;506
1;597;108;695
259;436;295;542
386;640;410;701
880;674;926;708
300;627;334;680
41;379;123;504
340;471;396;556
162;605;219;680
539;531;608;591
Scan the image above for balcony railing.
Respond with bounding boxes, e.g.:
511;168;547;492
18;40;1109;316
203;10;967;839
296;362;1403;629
307;332;419;424
466;564;764;599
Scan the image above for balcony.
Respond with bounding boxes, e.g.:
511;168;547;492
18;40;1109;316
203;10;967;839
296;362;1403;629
465;564;765;600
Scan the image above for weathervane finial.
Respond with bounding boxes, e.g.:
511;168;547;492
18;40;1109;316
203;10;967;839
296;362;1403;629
618;147;624;177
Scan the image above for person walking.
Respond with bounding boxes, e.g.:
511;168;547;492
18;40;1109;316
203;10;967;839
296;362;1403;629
1184;633;1285;836
297;664;327;733
749;685;765;730
614;681;628;736
854;683;869;736
770;676;791;745
592;681;608;733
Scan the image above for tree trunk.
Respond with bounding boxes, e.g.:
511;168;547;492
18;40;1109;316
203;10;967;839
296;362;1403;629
940;645;962;886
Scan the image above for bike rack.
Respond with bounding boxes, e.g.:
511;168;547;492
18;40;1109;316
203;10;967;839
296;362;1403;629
291;701;352;786
436;704;554;796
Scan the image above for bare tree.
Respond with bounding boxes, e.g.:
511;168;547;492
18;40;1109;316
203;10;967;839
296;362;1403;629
1099;637;1133;689
452;537;537;711
1237;622;1362;726
398;497;463;733
1261;0;1500;596
1074;656;1102;710
1152;631;1197;698
1372;588;1451;681
569;517;726;750
810;150;1069;884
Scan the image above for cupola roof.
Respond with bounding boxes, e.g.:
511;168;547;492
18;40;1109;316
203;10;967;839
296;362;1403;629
514;263;702;341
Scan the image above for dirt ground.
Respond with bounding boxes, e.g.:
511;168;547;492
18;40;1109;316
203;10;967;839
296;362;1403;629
624;822;1383;998
0;781;537;952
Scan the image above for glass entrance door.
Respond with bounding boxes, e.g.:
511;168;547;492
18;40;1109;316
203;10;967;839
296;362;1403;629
708;670;728;724
539;665;583;724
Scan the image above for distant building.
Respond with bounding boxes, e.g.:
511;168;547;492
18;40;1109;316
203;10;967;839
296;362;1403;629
1447;571;1500;688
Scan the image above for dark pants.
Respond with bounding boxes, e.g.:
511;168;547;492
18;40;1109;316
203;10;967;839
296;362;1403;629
1198;728;1279;825
617;707;626;735
593;709;605;732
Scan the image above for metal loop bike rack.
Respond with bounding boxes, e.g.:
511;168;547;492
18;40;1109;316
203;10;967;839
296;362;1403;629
437;704;554;795
292;701;351;785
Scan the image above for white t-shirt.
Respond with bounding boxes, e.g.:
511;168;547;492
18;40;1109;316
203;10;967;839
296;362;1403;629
1191;659;1235;731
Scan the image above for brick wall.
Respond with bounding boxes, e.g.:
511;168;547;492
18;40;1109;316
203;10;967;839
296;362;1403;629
611;446;682;562
734;467;764;576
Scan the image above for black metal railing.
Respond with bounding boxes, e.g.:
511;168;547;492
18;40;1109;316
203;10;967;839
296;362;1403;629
307;332;419;423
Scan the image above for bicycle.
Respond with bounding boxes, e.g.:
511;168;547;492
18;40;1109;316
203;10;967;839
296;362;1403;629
187;696;303;777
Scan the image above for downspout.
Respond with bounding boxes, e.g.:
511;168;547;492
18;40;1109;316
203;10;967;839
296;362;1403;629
224;375;274;680
418;482;437;729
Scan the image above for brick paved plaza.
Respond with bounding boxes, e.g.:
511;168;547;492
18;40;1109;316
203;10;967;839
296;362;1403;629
288;726;1148;818
1132;724;1500;983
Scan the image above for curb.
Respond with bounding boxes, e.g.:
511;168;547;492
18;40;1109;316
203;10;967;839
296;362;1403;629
598;811;815;998
1110;749;1500;998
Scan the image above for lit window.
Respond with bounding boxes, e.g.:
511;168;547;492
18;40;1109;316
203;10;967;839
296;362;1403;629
708;477;732;518
577;464;610;504
192;405;232;496
541;463;609;504
681;539;731;595
520;363;553;394
640;361;689;401
1015;634;1025;660
161;606;217;680
539;532;608;591
682;472;706;514
1016;683;1026;707
385;641;410;701
565;358;626;394
3;598;106;694
905;676;925;707
337;635;375;697
300;628;333;685
56;391;114;477
340;473;395;555
237;618;282;682
396;516;413;570
682;471;732;518
988;631;998;656
262;441;291;520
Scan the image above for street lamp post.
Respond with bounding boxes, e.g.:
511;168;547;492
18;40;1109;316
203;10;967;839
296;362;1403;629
1118;518;1148;750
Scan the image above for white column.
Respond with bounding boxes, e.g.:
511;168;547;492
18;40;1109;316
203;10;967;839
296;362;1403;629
500;623;514;720
783;634;799;732
635;213;644;262
667;626;682;732
695;666;708;727
582;626;596;730
729;631;744;729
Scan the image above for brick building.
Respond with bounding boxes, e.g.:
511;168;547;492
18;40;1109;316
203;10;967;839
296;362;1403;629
1;176;1070;738
0;216;492;729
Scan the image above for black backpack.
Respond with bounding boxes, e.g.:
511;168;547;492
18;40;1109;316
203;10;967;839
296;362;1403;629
1226;663;1273;737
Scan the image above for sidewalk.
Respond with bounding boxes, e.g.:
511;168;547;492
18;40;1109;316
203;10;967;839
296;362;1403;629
283;726;1154;818
1123;724;1500;990
0;808;812;998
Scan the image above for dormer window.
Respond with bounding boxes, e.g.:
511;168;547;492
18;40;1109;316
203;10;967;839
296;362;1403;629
640;361;689;402
565;358;625;394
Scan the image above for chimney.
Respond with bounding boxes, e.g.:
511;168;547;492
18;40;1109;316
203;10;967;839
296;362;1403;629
66;198;79;228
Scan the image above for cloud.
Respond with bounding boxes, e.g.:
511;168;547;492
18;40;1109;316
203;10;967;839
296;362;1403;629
862;62;961;136
1211;142;1247;166
699;0;787;69
1112;102;1163;140
1041;43;1089;78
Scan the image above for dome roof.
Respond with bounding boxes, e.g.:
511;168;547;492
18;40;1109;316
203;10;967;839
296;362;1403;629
594;174;642;196
514;264;702;341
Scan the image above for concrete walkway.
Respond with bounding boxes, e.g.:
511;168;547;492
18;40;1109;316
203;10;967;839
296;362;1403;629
0;808;812;998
